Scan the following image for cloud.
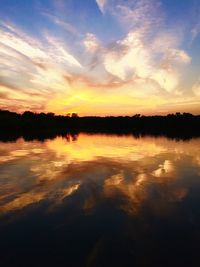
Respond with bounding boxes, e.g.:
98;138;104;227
0;28;47;60
96;0;107;14
84;33;100;53
190;5;200;42
42;12;79;35
0;0;199;115
0;22;83;112
109;0;163;31
83;1;191;95
101;30;191;93
0;18;192;115
167;49;191;65
44;34;82;68
103;31;151;80
191;21;200;41
0;22;82;68
192;78;200;96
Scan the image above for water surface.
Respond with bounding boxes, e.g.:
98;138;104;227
0;134;200;267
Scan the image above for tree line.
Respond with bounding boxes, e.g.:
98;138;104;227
0;109;200;141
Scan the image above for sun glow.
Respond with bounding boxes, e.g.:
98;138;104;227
0;0;200;115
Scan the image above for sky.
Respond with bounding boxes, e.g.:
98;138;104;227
0;0;200;116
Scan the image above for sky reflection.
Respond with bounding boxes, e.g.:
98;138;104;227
0;134;200;216
1;134;200;266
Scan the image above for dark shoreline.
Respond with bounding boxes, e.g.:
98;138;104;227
1;109;200;141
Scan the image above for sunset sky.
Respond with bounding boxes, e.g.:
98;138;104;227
0;0;200;116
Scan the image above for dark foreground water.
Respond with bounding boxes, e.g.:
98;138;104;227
0;133;200;267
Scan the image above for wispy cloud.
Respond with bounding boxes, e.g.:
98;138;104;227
191;21;200;42
0;21;83;112
83;33;100;53
42;12;79;35
192;78;200;96
96;0;107;14
0;0;199;115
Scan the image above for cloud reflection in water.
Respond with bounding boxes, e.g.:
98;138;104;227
0;134;200;216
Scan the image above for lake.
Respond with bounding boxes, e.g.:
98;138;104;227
0;133;200;267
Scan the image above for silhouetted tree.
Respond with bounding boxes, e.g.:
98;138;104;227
47;112;55;117
1;109;200;141
71;113;78;117
22;111;35;118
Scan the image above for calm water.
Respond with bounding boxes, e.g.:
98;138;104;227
0;133;200;267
